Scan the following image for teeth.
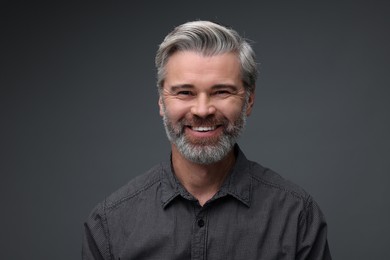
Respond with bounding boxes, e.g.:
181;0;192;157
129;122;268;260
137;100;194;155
192;126;216;132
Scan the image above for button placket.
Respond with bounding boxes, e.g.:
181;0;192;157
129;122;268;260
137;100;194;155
197;218;205;228
191;207;208;259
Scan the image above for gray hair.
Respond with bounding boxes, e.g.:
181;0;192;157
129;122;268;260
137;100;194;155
155;21;258;93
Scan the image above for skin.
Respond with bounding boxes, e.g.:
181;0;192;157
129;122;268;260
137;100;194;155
159;51;255;206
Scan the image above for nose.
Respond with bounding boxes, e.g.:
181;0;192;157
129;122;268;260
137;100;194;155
190;94;216;118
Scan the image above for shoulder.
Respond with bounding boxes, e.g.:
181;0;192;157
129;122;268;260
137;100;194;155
248;160;311;204
247;160;328;223
82;163;166;258
103;163;163;211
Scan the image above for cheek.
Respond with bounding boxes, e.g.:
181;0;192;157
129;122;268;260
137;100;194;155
164;102;191;121
226;110;244;122
216;101;245;120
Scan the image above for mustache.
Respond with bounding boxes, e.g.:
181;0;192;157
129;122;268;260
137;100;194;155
181;116;228;127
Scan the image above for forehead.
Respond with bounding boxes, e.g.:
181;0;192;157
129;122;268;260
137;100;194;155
164;51;242;86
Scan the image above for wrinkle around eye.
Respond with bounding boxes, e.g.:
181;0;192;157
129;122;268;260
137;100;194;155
176;91;194;96
213;90;232;97
164;92;195;101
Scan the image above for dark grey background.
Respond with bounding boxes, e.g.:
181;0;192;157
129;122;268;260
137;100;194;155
1;1;389;259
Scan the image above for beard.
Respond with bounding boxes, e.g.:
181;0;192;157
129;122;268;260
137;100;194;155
162;101;248;165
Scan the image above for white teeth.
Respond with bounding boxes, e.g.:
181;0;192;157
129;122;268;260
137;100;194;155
192;126;216;132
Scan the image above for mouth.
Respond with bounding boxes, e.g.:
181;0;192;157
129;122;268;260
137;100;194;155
184;125;223;140
190;126;218;132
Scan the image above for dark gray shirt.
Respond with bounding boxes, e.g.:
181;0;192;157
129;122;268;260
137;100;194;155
83;146;331;259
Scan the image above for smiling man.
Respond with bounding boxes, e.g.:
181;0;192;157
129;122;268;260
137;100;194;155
83;21;331;260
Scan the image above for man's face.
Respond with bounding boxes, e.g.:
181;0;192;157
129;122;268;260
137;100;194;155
159;51;254;164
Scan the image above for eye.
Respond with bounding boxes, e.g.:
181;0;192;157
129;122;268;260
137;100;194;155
177;91;193;96
213;90;231;96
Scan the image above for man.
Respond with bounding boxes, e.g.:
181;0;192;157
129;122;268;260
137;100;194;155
83;21;331;259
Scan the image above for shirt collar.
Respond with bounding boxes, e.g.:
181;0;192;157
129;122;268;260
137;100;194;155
160;144;252;208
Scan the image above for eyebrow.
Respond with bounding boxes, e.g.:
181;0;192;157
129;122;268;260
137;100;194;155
169;84;194;92
169;84;238;92
211;84;239;91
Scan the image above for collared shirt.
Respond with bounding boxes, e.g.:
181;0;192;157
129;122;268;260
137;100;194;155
82;146;331;260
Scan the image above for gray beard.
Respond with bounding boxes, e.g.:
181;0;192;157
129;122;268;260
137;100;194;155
162;104;248;165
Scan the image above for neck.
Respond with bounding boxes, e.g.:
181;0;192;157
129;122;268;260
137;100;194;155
171;145;236;206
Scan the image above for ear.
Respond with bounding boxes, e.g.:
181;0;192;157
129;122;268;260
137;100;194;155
245;91;255;116
158;96;165;117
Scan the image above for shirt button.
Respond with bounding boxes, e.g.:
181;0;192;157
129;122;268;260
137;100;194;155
197;219;205;228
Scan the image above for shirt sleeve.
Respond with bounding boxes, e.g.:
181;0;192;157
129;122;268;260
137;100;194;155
82;202;112;260
296;196;332;260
